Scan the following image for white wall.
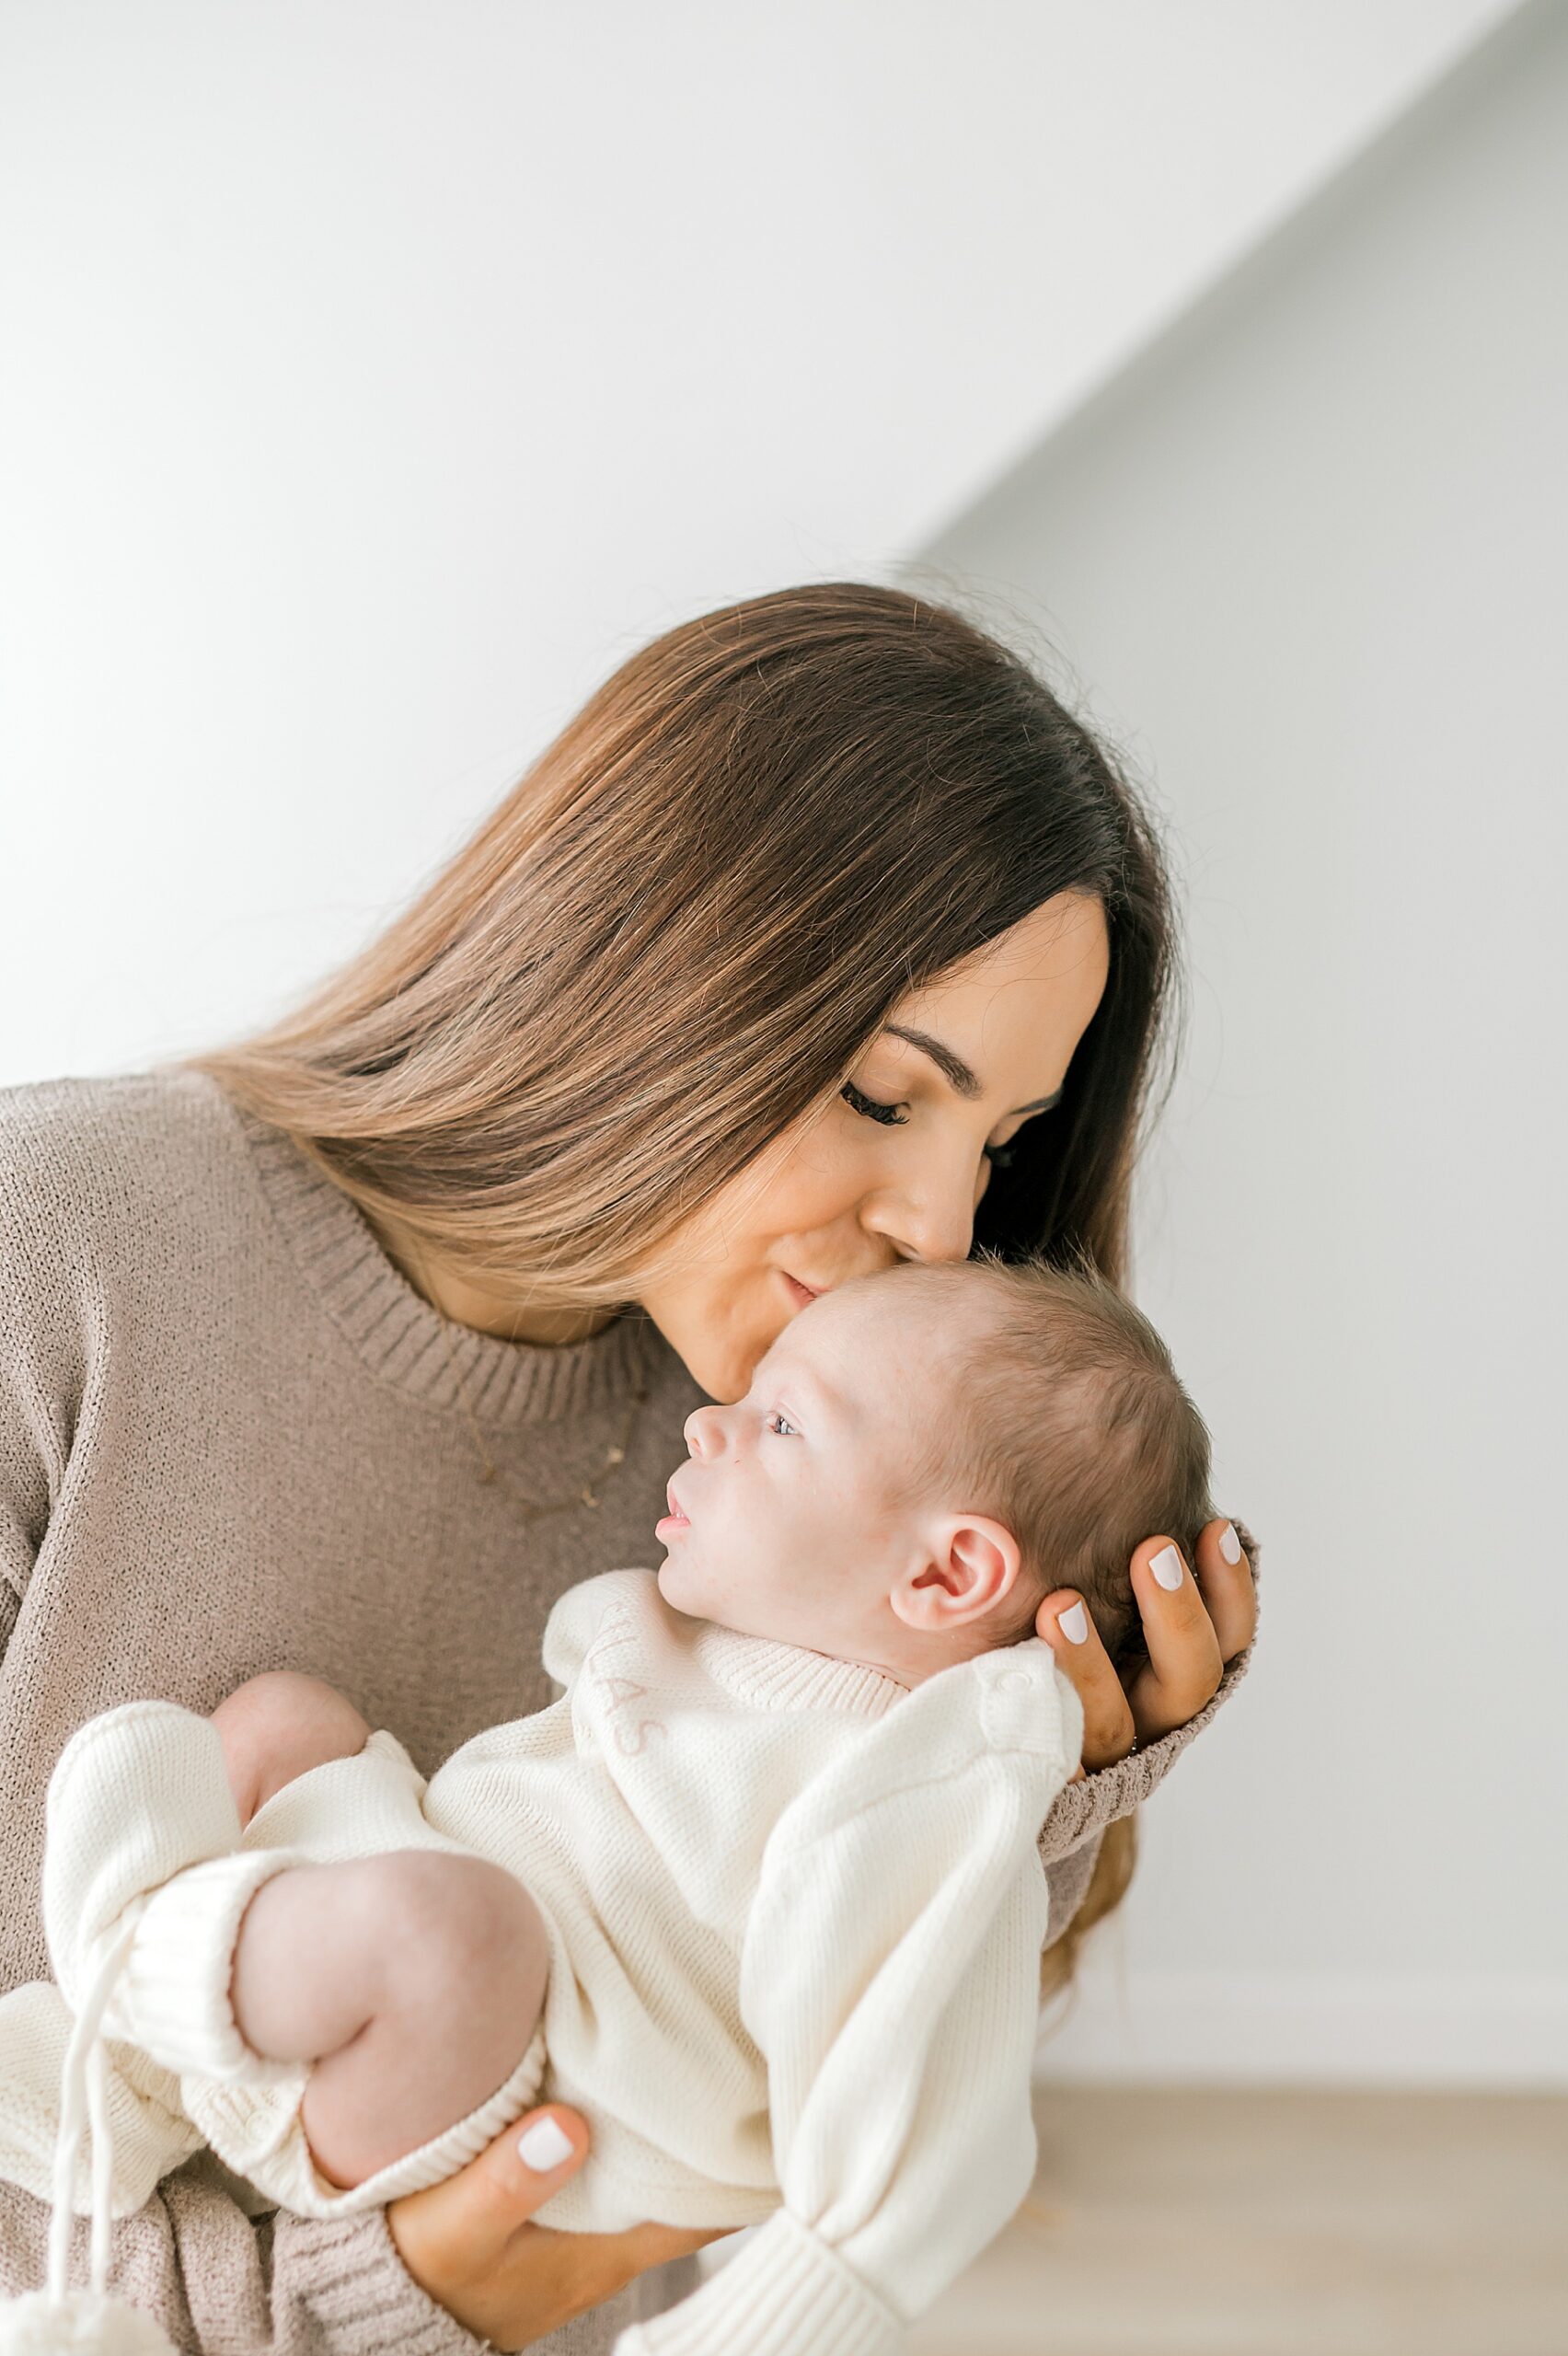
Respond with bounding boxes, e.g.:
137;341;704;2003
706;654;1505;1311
1;0;1512;1087
922;0;1568;2085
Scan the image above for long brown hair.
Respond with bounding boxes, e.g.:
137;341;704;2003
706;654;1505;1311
192;580;1182;1965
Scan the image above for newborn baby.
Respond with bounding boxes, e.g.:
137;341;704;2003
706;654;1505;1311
0;1253;1215;2355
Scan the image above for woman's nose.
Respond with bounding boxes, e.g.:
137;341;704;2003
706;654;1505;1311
860;1164;977;1269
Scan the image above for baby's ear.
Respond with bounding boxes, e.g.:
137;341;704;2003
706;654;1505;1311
890;1513;1020;1632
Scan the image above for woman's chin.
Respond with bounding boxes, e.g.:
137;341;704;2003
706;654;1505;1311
640;1297;780;1405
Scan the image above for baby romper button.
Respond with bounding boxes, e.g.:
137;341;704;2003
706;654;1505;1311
980;1651;1063;1753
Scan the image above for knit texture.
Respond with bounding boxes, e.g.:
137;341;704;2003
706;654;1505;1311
618;2212;904;2356
0;1071;1258;2352
9;1578;1082;2354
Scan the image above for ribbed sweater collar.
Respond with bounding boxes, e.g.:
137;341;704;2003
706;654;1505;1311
690;1619;909;1718
236;1104;669;1428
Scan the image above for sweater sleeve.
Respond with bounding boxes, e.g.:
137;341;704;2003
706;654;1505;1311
0;1134;72;1638
616;1644;1082;2356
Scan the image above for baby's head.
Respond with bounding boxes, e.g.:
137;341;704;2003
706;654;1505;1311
656;1251;1214;1685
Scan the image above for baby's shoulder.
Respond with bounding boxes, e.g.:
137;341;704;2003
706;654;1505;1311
538;1565;668;1673
554;1564;663;1620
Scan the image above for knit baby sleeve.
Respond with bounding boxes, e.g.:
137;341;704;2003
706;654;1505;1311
615;1643;1082;2356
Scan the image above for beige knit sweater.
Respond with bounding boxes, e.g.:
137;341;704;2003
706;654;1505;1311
0;1071;1256;2356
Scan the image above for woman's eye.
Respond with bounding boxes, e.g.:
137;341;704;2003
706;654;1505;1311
843;1080;1036;1169
840;1080;907;1127
765;1410;800;1438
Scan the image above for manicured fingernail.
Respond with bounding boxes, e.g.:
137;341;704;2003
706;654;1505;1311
1218;1522;1242;1565
1057;1601;1090;1644
518;2117;575;2172
1150;1544;1184;1591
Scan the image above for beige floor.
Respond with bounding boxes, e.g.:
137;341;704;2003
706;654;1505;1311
906;2087;1568;2356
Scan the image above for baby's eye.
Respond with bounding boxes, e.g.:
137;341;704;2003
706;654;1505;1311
765;1410;801;1438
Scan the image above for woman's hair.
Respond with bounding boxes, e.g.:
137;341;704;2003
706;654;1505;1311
891;1252;1215;1666
191;581;1182;1311
190;578;1185;1978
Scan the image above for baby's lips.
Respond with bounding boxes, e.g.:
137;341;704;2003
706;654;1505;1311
662;1478;691;1524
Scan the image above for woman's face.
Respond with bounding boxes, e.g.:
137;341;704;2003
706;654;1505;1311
634;890;1112;1403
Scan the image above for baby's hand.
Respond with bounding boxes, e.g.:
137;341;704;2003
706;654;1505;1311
1036;1519;1256;1771
210;1669;372;1825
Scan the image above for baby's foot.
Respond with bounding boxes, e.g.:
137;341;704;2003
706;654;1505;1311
43;1701;242;1997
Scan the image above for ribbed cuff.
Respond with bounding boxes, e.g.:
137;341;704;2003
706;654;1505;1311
270;2206;492;2356
279;2204;646;2354
613;2212;902;2356
104;1847;304;2082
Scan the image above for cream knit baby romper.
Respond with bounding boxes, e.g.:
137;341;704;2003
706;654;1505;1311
0;1570;1084;2356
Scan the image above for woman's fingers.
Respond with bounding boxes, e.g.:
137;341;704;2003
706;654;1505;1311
1124;1536;1225;1744
1192;1515;1258;1663
388;2106;592;2349
1035;1589;1136;1773
387;2107;721;2352
465;2107;592;2242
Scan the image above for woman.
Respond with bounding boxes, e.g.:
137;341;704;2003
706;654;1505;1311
0;583;1257;2353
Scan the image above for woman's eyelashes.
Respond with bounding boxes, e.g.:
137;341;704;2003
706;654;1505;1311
839;1079;905;1127
839;1079;1019;1169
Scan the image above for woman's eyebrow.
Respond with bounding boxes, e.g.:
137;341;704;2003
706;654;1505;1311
882;1024;1063;1117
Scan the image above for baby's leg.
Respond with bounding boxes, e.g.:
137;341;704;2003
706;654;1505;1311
229;1849;550;2189
212;1670;374;1826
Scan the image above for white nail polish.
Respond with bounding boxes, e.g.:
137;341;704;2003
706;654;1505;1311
1150;1544;1184;1591
1218;1522;1242;1565
518;2117;575;2173
1057;1601;1090;1645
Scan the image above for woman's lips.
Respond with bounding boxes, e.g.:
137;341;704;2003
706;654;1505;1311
781;1272;820;1310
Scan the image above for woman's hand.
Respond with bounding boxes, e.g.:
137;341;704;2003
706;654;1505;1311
1035;1518;1256;1772
387;2107;723;2353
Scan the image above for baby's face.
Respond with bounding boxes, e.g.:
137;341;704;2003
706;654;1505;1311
655;1276;1020;1677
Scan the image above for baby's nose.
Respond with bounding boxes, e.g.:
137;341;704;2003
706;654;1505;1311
683;1406;720;1457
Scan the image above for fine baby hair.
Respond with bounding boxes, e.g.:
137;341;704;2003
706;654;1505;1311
899;1249;1216;1662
